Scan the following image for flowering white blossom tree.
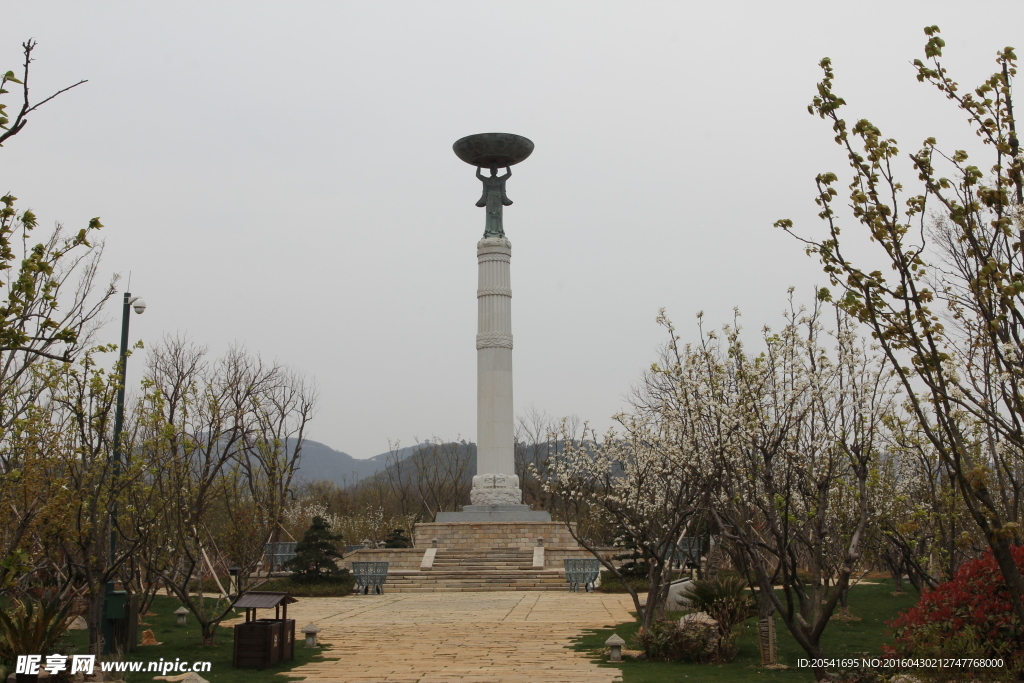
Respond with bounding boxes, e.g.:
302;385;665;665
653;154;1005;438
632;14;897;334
537;413;708;631
645;300;898;681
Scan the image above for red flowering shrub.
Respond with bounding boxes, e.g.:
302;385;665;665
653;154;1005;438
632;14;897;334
888;545;1024;669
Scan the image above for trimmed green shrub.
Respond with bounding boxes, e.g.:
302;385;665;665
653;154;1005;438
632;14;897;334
597;570;649;594
634;619;718;662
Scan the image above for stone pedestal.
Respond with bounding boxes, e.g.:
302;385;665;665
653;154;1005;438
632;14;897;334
435;505;551;522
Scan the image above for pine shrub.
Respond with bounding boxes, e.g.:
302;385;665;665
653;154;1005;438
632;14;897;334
383;528;411;548
284;516;348;584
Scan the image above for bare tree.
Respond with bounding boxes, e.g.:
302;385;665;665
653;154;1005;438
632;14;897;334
411;439;471;520
237;366;318;544
0;39;86;147
380;440;420;519
515;406;563;512
136;338;316;646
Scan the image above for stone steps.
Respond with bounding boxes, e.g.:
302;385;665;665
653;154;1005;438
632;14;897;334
434;549;530;557
386;582;566;587
388;571;564;580
387;574;564;582
430;563;533;570
429;549;535;572
377;547;571;591
383;584;569;592
382;588;571;593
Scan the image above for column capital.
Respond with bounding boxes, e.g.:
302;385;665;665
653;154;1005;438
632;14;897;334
477;237;512;258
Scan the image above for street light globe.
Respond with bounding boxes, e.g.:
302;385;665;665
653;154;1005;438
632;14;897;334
131;298;146;314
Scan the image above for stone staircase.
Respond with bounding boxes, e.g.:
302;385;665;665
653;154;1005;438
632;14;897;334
382;548;569;593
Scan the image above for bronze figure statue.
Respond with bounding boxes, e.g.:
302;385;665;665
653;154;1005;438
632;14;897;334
476;166;512;238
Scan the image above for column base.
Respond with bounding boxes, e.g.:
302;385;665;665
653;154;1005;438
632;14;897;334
470;486;522;506
470;473;523;506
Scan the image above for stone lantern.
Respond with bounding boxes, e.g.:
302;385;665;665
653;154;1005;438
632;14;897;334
605;634;625;662
302;622;321;648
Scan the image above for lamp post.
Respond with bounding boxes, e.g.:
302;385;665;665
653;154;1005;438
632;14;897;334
228;566;241;598
102;291;145;655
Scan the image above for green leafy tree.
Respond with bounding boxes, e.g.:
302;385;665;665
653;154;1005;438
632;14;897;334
0;39;113;602
777;26;1024;624
285;516;346;583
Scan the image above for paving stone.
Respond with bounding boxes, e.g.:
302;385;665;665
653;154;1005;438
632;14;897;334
235;592;636;682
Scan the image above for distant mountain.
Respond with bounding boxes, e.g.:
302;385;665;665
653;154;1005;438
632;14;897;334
292;437;573;489
358;441;477;489
291;439;426;486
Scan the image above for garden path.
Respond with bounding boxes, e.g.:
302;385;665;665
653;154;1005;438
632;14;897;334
265;592;637;683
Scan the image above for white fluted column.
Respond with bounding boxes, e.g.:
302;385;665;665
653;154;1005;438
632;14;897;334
471;237;521;505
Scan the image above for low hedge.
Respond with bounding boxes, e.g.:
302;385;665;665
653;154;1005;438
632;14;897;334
597;570;652;594
257;574;355;597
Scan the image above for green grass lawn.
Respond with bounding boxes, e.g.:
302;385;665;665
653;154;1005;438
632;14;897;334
57;595;337;682
570;579;919;683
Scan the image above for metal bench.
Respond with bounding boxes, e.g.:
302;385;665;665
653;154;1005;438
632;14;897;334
564;558;600;592
352;561;388;595
673;537;704;569
265;542;298;573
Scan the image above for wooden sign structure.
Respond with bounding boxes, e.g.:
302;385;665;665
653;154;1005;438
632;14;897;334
757;616;777;665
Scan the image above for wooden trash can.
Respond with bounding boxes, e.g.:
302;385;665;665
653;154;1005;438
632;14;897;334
279;619;296;661
231;592;298;669
234;619;282;668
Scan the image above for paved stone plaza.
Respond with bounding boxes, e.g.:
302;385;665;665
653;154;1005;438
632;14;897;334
276;592;636;682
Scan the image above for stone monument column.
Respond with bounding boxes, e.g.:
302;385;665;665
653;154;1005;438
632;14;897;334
472;236;521;505
437;132;550;523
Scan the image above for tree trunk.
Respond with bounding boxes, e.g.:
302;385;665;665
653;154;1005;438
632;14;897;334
200;621;218;647
87;590;105;655
989;536;1024;626
756;591;777;666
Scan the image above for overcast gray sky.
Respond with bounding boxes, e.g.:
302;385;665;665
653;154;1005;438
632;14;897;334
4;2;1021;458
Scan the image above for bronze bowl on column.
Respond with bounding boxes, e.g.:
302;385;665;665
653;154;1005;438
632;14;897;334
453;133;534;168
